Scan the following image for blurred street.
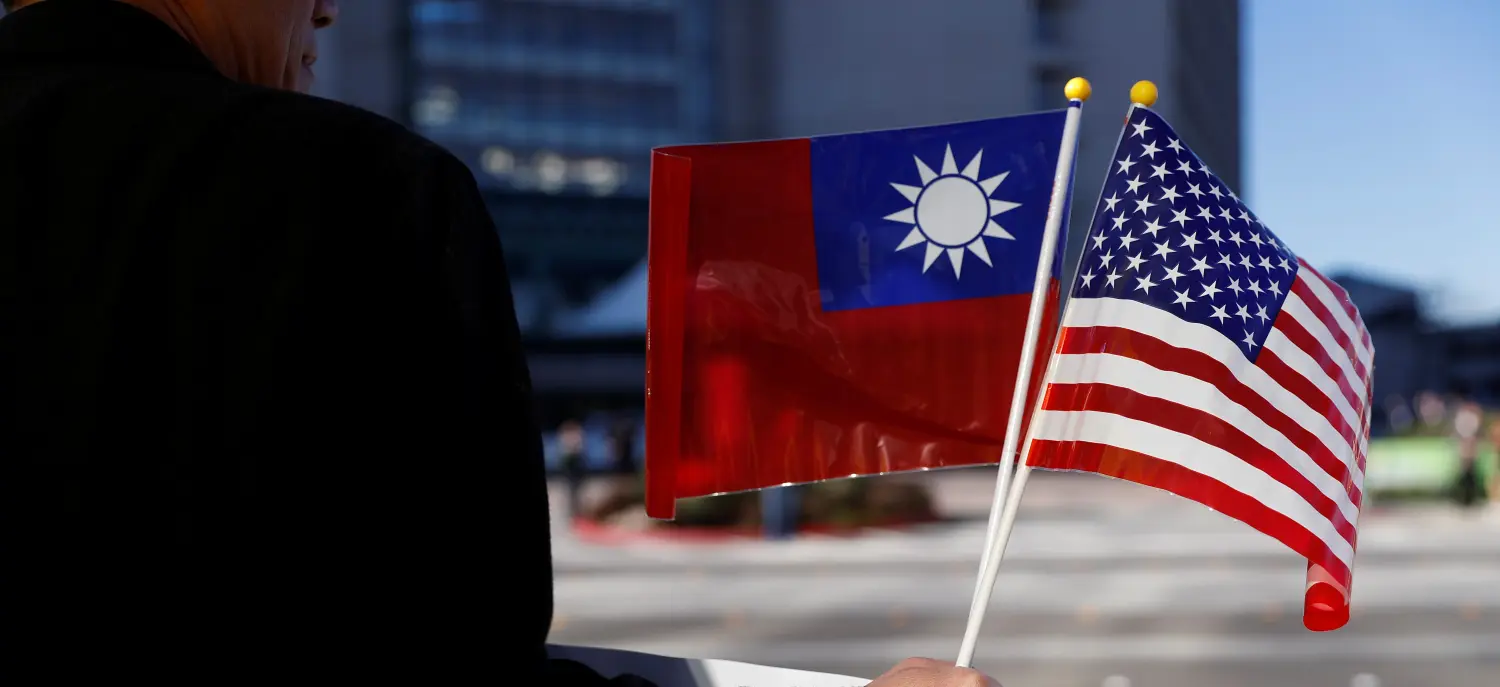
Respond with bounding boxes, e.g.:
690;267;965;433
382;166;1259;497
549;470;1500;686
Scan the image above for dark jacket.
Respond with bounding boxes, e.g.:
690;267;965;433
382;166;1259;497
0;1;625;682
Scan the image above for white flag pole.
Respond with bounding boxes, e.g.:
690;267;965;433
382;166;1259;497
957;77;1090;665
957;81;1161;669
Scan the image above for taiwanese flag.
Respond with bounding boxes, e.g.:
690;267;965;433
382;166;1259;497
645;111;1074;519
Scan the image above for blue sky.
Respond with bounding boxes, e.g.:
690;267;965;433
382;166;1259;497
1246;0;1500;323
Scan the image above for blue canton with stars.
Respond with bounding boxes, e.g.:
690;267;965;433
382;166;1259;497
1073;108;1298;359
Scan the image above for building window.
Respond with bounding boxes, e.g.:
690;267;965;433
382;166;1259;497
407;0;714;198
1033;0;1067;45
1033;66;1069;111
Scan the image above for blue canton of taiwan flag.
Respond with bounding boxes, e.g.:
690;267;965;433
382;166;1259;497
809;110;1071;312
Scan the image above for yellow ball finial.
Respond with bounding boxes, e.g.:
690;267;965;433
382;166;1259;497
1130;80;1159;107
1064;77;1091;102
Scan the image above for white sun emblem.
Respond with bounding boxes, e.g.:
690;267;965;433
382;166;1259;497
884;144;1021;278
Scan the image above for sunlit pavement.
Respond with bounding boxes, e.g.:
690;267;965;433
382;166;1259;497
547;471;1500;686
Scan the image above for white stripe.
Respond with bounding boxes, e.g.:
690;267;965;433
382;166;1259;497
1282;291;1369;398
1031;409;1355;565
1049;353;1361;524
1297;269;1374;369
1262;328;1362;433
1061;298;1365;487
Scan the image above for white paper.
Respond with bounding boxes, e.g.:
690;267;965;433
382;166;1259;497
548;644;868;687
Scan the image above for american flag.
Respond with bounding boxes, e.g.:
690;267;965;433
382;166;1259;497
1026;107;1374;631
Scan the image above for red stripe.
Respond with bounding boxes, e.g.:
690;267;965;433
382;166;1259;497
1253;347;1361;456
1026;439;1352;584
1291;277;1369;382
1297;259;1372;353
1041;383;1359;544
1271;311;1364;413
1056;326;1362;502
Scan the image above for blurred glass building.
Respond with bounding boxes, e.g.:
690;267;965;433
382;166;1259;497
407;0;717;199
316;0;1243;422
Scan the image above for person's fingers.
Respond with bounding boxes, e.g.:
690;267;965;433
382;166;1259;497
872;658;1001;687
889;657;947;671
942;666;1000;687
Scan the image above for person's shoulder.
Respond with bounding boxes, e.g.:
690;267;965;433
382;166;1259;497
222;84;469;178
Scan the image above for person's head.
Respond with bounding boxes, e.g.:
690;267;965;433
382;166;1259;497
5;0;338;93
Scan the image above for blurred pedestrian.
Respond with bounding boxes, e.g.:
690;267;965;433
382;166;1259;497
559;419;589;519
1453;400;1485;507
1488;413;1500;507
608;417;638;476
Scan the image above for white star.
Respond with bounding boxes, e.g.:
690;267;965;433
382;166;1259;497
1167;139;1184;154
1162;263;1186;284
1248;232;1264;248
1198;161;1212;175
1200;281;1223;301
1098;251;1115;269
1134;196;1157;215
885;144;1021;277
1181;232;1203;251
1268;280;1283;296
1125;176;1147;194
1237;208;1253;223
1110;214;1129;230
1116;156;1136;174
1228;231;1245;247
1125;253;1147;272
1190;255;1212;276
1080;271;1096;288
1206;229;1224;246
1104;193;1122;211
1172;288;1195;309
1219;207;1235;222
1210;304;1230;323
1216;252;1234;269
1258;255;1275;271
1118;231;1140;250
1140;140;1161;159
1160;186;1182;204
1186;183;1204;199
1105;270;1123;287
1170;209;1191;227
1228;278;1244;296
1150;163;1171;181
1248;280;1264;296
1242;329;1258;349
1255;304;1271;323
1208;185;1224;200
1235;304;1251;322
1239;254;1255;270
1176;159;1196;175
1152;240;1176;260
1196;206;1215;221
1090;233;1108;250
1277;256;1293;272
1131;118;1153;138
1134;274;1158;293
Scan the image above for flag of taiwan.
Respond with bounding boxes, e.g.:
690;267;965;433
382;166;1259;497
645;110;1074;519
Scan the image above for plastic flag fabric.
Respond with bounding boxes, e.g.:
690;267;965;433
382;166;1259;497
1026;106;1373;631
645;111;1076;518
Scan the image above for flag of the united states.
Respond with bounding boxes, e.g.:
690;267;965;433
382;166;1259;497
1026;107;1373;631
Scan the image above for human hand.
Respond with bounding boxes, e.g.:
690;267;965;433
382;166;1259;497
866;657;1001;687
